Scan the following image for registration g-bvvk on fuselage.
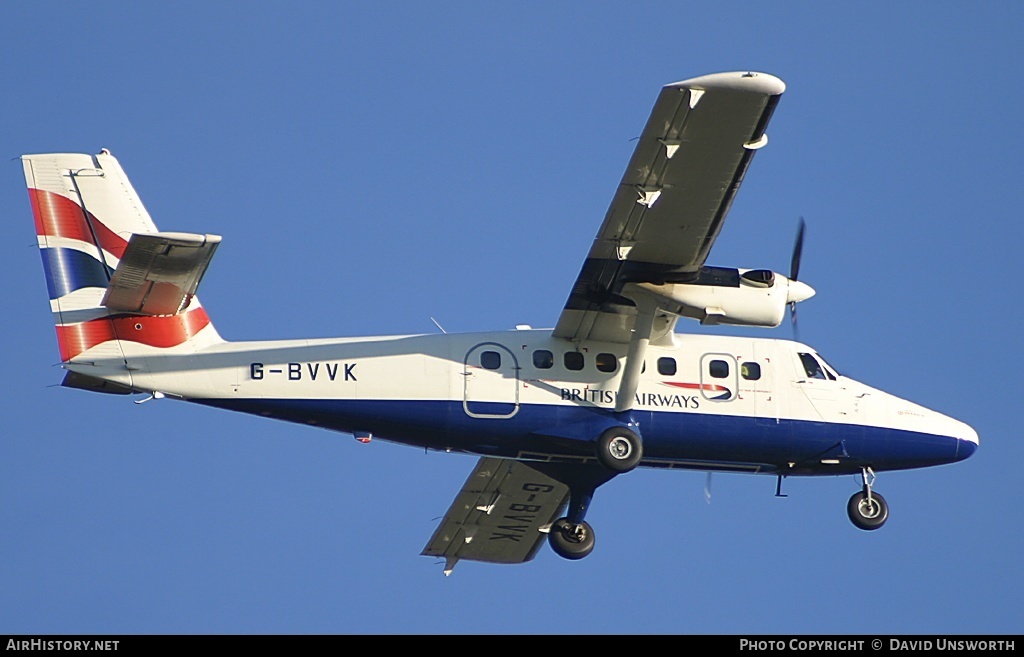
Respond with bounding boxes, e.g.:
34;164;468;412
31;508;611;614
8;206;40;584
23;71;977;574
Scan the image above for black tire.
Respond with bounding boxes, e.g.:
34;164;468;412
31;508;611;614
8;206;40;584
847;491;889;530
548;518;595;560
595;427;643;472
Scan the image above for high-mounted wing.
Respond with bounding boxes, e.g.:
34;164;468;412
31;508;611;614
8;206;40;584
554;72;785;344
422;457;569;575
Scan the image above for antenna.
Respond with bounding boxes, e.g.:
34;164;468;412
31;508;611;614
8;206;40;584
429;317;447;334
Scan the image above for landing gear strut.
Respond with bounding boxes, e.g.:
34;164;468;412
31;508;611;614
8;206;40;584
529;463;617;562
847;467;888;530
548;426;640;559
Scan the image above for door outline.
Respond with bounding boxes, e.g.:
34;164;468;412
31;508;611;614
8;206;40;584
700;353;738;402
749;343;777;426
463;342;520;419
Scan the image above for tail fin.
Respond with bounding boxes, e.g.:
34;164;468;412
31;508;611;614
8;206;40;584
23;150;222;390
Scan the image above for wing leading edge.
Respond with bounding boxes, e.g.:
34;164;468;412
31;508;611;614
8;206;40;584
553;72;785;344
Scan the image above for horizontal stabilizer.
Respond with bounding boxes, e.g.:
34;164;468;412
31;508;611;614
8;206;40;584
102;232;221;316
61;371;133;395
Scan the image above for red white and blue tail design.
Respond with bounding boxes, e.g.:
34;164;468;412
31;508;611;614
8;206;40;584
24;151;222;387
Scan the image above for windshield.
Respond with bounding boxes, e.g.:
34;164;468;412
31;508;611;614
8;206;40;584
816;353;841;378
798;352;836;381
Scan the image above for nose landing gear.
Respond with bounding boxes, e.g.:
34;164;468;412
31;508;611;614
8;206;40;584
847;467;888;530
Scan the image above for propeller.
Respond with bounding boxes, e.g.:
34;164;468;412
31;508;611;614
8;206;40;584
790;217;805;283
786;218;811;340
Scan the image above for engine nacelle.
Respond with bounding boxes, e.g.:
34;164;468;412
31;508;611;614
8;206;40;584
632;268;815;328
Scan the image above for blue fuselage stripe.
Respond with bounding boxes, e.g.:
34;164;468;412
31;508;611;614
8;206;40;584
192;398;969;475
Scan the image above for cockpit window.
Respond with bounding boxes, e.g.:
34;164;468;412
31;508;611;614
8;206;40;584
816;354;840;379
799;353;827;380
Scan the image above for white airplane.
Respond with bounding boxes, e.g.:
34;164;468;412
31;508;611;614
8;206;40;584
24;71;977;575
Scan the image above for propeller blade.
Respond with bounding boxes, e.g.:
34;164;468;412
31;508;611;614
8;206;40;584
790;217;806;282
789;218;807;340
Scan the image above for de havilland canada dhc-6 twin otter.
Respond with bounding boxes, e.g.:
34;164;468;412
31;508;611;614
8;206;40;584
24;71;977;574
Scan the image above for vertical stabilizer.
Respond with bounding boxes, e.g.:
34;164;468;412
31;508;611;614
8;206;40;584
24;151;222;391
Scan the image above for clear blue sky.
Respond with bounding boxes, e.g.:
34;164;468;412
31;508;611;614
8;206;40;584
2;2;1021;634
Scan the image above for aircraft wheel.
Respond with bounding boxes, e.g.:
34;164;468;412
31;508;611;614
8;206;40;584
548;518;595;560
596;427;643;472
847;491;888;530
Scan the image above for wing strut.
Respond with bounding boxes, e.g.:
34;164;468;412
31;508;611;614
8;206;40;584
614;289;661;413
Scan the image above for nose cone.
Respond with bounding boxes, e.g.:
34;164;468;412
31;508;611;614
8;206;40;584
787;279;816;304
877;391;979;468
956;439;977;461
951;420;979;462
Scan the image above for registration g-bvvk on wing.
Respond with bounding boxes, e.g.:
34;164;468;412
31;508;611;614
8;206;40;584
23;71;978;574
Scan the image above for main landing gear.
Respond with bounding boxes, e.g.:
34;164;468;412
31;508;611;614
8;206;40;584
847;467;888;530
549;519;596;560
595;426;643;472
546;294;651;561
545;426;644;560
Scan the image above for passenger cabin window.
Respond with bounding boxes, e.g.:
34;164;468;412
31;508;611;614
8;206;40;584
533;350;553;369
596;353;617;373
480;350;501;370
709;359;730;379
564;352;584;371
798;353;834;380
741;362;761;380
657;357;676;376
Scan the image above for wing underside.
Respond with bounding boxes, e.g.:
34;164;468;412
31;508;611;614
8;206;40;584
554;72;785;344
422;457;569;574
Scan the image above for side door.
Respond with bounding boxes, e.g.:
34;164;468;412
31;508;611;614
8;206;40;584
699;353;738;403
463;343;520;418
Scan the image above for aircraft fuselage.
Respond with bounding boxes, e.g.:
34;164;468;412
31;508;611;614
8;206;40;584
72;328;976;477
